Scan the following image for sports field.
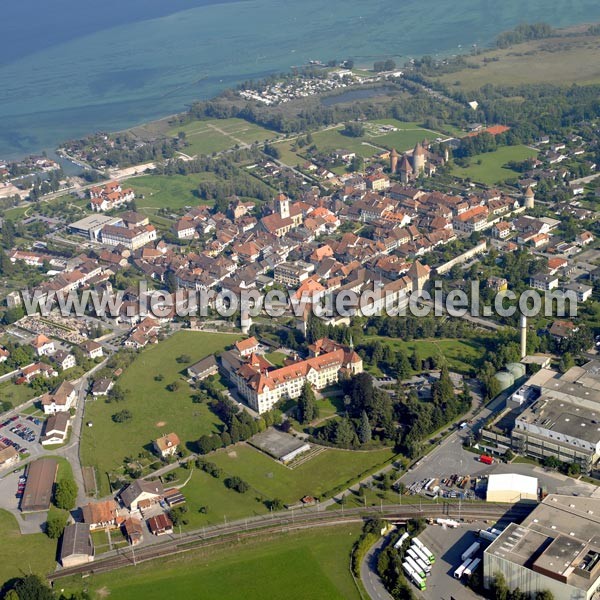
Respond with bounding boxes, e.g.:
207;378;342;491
168;118;278;156
80;331;240;496
61;525;361;600
451;145;538;185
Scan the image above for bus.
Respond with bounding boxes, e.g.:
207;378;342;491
403;562;426;591
414;555;432;576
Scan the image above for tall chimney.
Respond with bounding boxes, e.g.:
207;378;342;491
520;314;527;359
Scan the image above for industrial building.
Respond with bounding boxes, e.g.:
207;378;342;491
484;494;600;600
512;361;600;473
60;523;94;567
68;215;123;241
486;473;538;503
20;458;58;512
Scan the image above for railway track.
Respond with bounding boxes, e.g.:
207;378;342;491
49;502;532;581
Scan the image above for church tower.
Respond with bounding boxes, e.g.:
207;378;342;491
276;192;290;219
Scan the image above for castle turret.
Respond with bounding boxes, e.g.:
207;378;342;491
390;148;399;173
524;186;535;209
398;155;413;184
412;142;426;174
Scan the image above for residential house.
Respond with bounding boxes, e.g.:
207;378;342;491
122;517;144;546
153;432;180;458
40;381;77;415
31;334;55;357
120;479;164;511
91;378;113;397
40;413;70;446
53;350;76;371
530;273;559;291
81;340;103;360
82;499;120;530
147;513;173;536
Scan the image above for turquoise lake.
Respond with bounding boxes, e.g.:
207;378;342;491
2;0;600;159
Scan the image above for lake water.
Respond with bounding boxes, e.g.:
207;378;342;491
2;0;600;159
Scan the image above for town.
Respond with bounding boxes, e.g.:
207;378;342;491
1;30;600;600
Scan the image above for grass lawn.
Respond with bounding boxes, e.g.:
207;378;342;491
128;172;218;211
80;331;240;496
61;524;361;600
168;118;278;156
264;351;287;367
364;336;487;375
435;34;600;90
0;510;57;585
0;381;37;410
310;126;383;158
209;443;395;504
451;145;538;186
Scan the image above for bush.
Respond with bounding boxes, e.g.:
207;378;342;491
224;476;249;493
112;409;132;423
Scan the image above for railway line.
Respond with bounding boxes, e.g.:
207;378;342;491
49;502;532;582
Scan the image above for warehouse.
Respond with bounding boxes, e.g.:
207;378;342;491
68;215;122;241
20;458;58;512
486;473;538;503
60;523;94;567
484;494;600;600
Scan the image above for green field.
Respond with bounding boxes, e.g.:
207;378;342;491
275;119;449;169
0;381;37;410
80;332;240;496
128;172;218;212
0;510;57;585
451;145;538;185
209;443;395;504
168;118;278;156
61;525;361;600
436;34;600;90
364;336;487;376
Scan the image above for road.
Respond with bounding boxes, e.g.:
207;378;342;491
48;502;532;581
361;536;393;600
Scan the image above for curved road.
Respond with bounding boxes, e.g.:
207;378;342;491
361;536;393;600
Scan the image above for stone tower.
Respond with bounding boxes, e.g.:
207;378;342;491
390;148;399;173
524;186;535;209
412;142;426;174
398;155;413;184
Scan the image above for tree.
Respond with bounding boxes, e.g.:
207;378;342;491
559;352;575;373
341;122;365;138
13;575;55;600
490;572;509;600
567;462;581;477
225;476;249;493
55;478;77;510
166;381;180;392
112;409;132;423
297;381;318;424
543;455;560;470
46;511;68;539
358;410;372;444
1;219;16;248
334;416;356;447
266;498;284;511
169;505;189;527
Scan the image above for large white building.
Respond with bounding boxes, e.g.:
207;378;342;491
227;338;363;414
484;494;600;600
486;473;538;503
100;224;157;250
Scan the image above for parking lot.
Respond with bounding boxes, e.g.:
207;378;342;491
417;521;490;600
0;413;45;459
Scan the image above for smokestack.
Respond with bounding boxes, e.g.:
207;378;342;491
520;314;527;359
